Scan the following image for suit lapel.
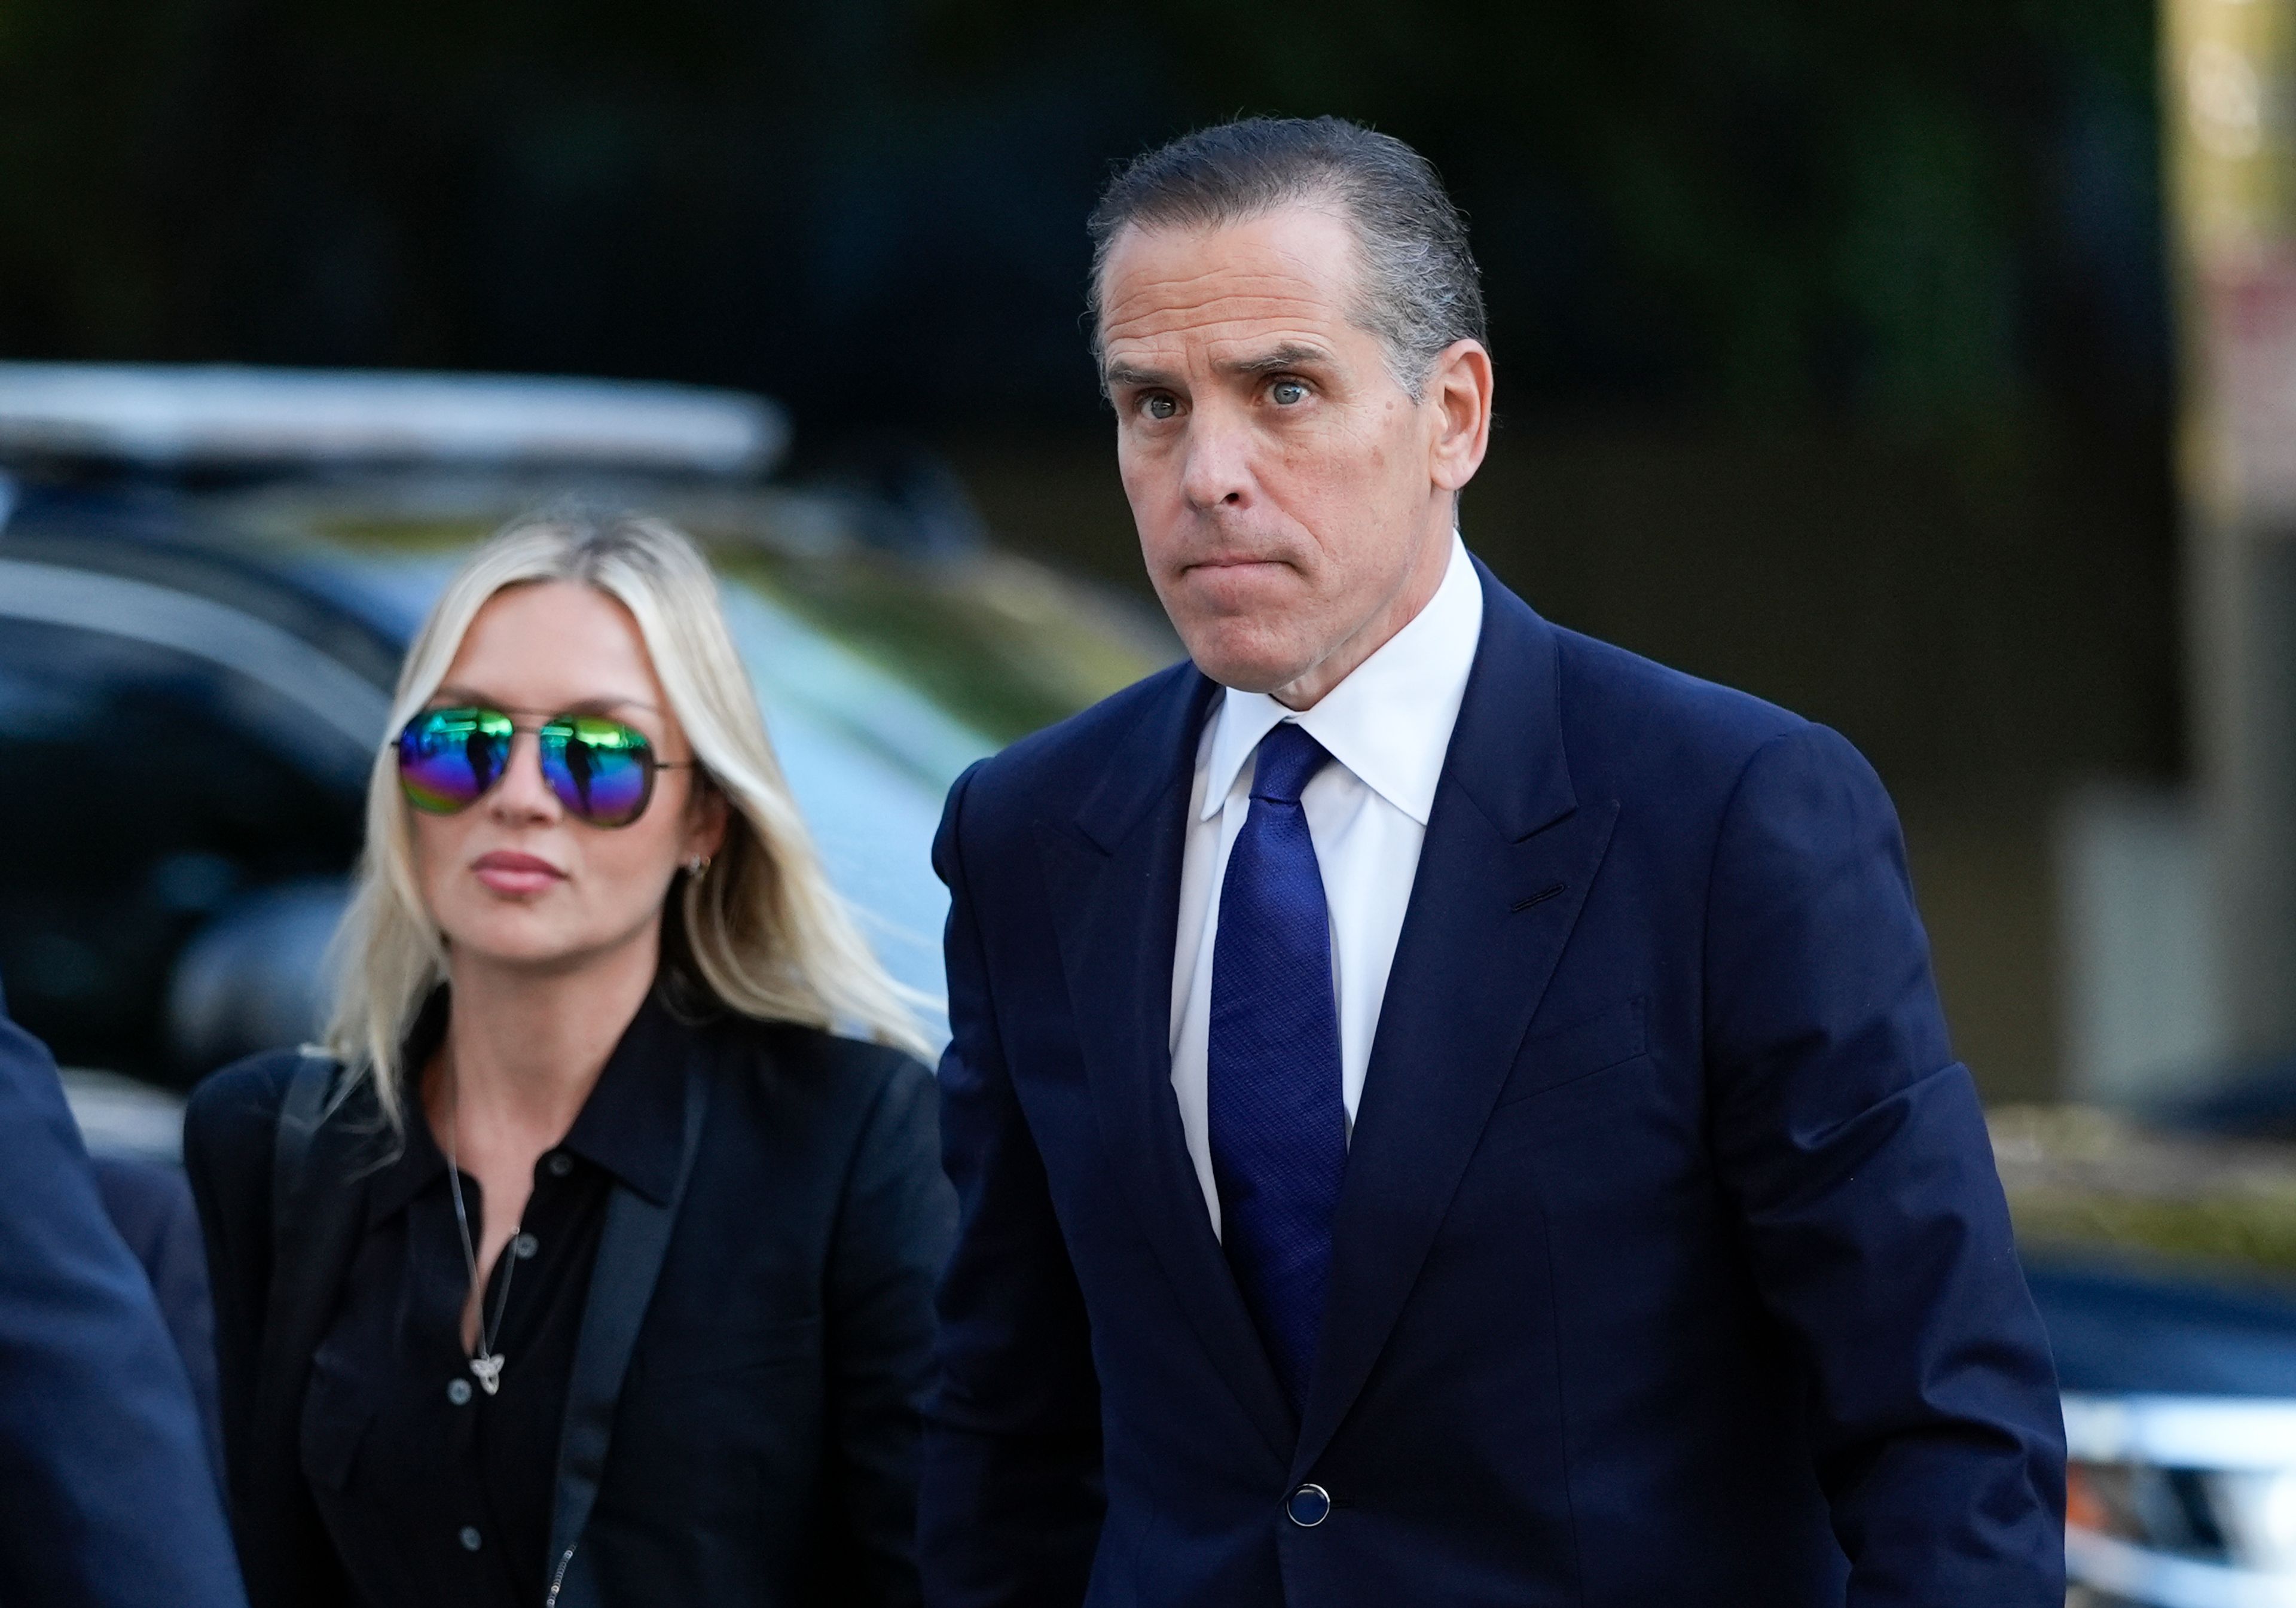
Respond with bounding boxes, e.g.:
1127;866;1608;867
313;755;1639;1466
1295;566;1617;1474
1036;667;1296;1465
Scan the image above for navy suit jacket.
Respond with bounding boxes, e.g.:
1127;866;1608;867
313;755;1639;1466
920;561;2065;1607
91;1155;227;1476
0;984;246;1608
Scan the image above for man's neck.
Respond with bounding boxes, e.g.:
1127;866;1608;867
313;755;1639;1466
1273;519;1456;711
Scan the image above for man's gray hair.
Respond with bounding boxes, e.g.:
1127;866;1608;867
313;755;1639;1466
1086;115;1486;400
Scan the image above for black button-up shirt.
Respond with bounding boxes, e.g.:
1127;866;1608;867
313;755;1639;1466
298;997;688;1608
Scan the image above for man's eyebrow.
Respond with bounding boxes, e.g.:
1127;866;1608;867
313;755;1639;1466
1217;341;1335;377
1103;359;1174;390
1104;342;1336;390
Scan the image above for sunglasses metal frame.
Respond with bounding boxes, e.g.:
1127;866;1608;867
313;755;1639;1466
394;704;698;828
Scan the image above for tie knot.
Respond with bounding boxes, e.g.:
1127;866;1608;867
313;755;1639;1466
1248;722;1330;806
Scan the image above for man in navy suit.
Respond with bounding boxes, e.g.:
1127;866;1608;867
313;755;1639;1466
0;978;246;1608
920;116;2065;1606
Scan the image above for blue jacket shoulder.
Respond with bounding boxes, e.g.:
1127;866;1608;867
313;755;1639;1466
1546;622;1838;796
954;658;1201;826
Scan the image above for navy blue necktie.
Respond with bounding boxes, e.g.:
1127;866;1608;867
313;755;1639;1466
1208;721;1346;1414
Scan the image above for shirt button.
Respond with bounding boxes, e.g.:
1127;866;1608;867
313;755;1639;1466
458;1526;483;1552
446;1378;472;1406
513;1232;539;1259
1286;1483;1332;1527
545;1152;573;1178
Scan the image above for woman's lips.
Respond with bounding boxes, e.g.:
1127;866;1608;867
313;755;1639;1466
471;851;565;896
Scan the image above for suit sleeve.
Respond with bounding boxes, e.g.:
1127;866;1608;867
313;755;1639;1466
0;1005;249;1608
1703;724;2065;1607
917;761;1107;1608
91;1155;227;1478
182;1057;290;1528
823;1052;958;1607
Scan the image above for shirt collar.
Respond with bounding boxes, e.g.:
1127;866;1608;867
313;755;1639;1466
367;1101;448;1225
1200;531;1483;826
366;988;694;1222
559;994;691;1204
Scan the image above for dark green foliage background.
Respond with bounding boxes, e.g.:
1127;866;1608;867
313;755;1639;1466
0;0;2165;437
0;0;2178;1096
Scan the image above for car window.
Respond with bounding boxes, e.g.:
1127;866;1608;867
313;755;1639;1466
0;618;369;1084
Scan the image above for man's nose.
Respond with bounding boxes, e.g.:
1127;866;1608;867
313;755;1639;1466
1178;404;1255;511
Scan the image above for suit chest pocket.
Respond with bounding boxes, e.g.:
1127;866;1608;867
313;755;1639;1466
1494;994;1648;1108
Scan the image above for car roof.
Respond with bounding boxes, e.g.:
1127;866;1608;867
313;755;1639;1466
0;362;786;477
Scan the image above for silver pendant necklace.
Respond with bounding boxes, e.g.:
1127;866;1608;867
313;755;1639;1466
443;1052;522;1396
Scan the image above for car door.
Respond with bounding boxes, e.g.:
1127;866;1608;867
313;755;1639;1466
0;560;383;1085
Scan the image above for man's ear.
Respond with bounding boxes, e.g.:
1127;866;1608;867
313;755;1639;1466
1428;339;1494;496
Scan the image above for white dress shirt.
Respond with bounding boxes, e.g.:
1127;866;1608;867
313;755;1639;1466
1169;533;1484;1237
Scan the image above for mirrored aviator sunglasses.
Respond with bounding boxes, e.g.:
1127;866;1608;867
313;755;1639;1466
395;706;692;829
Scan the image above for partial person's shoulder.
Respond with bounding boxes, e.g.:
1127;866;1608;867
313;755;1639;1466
182;1048;326;1170
707;1015;931;1122
958;658;1202;829
1547;621;1819;794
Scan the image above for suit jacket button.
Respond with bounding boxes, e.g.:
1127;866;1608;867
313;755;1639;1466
1287;1484;1332;1527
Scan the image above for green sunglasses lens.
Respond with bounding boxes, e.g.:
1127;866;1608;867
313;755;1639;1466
539;716;657;826
396;707;514;813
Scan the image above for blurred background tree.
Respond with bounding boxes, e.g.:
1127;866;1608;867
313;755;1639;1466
0;0;2179;1098
0;0;2166;430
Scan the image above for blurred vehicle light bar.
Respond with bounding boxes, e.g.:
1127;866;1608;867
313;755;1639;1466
0;362;787;476
2068;1396;2296;1472
2070;1527;2296;1607
2065;1392;2296;1606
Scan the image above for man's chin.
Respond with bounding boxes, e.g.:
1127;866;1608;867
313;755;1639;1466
1178;634;1315;697
1167;557;1303;617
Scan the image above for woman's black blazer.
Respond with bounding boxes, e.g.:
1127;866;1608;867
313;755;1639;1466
184;1013;954;1608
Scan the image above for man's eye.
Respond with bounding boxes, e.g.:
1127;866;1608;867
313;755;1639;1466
1270;380;1308;405
1141;394;1178;421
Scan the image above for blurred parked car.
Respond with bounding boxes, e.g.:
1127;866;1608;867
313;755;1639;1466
2000;1109;2296;1605
0;361;1176;1101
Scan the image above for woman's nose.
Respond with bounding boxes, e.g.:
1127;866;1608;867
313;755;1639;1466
487;731;558;819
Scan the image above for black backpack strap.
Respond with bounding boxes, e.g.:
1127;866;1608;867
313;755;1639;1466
269;1054;336;1264
545;1058;712;1607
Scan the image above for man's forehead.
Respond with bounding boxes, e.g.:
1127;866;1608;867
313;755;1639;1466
1099;207;1363;349
1103;295;1344;358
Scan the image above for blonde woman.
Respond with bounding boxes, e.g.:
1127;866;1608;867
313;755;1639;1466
184;513;953;1608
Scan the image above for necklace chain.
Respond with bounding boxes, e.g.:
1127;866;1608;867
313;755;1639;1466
444;1049;522;1396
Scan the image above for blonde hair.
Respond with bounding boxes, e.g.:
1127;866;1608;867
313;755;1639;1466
324;510;933;1126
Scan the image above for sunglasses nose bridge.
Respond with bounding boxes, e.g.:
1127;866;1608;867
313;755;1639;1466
484;725;562;816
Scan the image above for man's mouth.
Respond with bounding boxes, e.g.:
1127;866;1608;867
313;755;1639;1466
1188;555;1286;572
